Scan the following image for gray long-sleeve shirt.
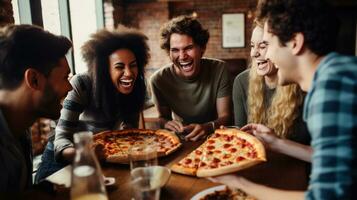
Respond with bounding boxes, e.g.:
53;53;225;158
54;73;139;161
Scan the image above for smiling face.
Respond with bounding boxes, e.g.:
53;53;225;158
108;49;138;95
263;22;297;86
250;26;277;77
169;33;205;80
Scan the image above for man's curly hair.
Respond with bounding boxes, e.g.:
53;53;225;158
160;15;209;54
257;0;339;56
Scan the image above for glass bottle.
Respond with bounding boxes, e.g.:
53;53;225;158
70;131;108;200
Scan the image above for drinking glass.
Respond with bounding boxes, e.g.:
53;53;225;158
129;142;160;200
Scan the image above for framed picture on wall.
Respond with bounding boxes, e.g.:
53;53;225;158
222;13;245;48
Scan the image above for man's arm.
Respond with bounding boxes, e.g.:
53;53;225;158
304;72;357;199
185;96;231;141
156;105;184;133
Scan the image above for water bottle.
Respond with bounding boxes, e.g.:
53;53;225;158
70;131;108;200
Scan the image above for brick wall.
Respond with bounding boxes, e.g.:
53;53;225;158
123;2;170;78
107;0;257;78
0;0;14;26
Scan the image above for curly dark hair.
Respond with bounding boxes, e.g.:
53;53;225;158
257;0;339;56
0;24;72;89
81;27;150;118
160;15;209;53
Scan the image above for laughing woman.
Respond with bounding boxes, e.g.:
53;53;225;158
232;19;311;160
35;27;150;182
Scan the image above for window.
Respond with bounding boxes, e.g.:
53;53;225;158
41;0;61;35
69;0;100;74
13;0;104;75
12;0;20;24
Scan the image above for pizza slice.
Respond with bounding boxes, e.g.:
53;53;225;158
155;129;181;156
170;140;208;176
196;128;266;177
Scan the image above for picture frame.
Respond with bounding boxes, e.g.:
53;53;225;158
222;13;245;48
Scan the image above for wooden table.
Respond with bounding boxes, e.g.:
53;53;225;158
28;140;309;200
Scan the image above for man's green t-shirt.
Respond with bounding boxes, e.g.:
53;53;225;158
150;58;231;125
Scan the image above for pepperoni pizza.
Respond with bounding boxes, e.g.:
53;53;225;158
171;128;266;177
93;129;181;163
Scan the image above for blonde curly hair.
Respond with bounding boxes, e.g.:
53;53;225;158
247;20;303;138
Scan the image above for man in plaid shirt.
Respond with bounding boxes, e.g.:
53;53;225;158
209;0;357;199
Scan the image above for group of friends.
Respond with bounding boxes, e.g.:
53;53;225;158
0;0;356;199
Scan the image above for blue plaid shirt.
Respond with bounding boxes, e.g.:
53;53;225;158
304;52;357;199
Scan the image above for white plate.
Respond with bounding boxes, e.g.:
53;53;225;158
191;185;227;200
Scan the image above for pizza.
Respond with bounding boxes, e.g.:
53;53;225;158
171;128;266;177
93;129;181;163
199;186;256;200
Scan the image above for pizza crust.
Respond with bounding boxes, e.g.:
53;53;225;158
196;159;262;177
107;154;129;163
171;163;197;176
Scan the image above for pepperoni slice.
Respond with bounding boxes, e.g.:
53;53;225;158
223;154;231;159
200;162;207;167
223;143;232;148
206;145;215;150
221;161;233;166
236;156;245;162
214;150;222;154
229;148;237;153
195;150;203;155
184;158;192;164
223;135;234;142
213;157;221;163
207;139;215;144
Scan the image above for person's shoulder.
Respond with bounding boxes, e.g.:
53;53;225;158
236;68;250;80
70;73;92;92
234;69;250;85
318;53;357;79
150;63;172;83
202;57;226;68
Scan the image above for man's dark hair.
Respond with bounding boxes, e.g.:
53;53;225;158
160;15;209;53
0;24;72;89
81;26;150;118
257;0;339;56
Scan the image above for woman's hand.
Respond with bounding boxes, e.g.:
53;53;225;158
241;123;279;150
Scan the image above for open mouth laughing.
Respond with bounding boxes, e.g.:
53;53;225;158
178;60;194;72
119;78;134;88
257;60;268;70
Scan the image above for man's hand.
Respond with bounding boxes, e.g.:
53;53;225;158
164;120;184;133
241;123;279;150
62;147;76;162
184;123;208;141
